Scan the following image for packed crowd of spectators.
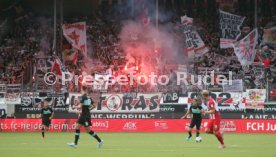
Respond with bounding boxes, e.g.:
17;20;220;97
0;0;276;95
0;11;43;84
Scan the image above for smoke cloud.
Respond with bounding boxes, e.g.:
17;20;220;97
114;0;187;75
118;20;186;75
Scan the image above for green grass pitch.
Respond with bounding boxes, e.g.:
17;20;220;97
0;132;275;157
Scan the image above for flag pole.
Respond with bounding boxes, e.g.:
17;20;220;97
254;0;257;28
131;0;134;18
59;0;63;58
266;78;269;102
155;0;159;30
53;0;57;55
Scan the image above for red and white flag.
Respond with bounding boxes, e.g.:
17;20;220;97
72;51;78;65
232;29;258;65
51;56;63;76
181;16;208;58
181;16;193;25
62;22;87;57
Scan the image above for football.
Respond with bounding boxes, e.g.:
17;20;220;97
195;136;202;142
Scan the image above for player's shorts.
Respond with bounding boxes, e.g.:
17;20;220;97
206;118;221;133
77;116;92;127
189;118;202;130
42;119;51;127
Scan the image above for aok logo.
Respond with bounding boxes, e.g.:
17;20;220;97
123;122;137;130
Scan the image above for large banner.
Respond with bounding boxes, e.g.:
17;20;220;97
245;89;266;109
62;22;87;56
188;92;246;110
188;90;268;110
219;10;245;48
181;16;208;58
263;26;276;46
68;93;162;113
233;29;258;65
17;92;68;112
1;119;276;133
5;92;20;104
6;91;269;119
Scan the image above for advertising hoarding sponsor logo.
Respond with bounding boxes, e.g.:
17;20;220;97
1;119;276;133
246;122;276;131
123;122;137;130
221;121;237;132
92;121;109;130
154;121;169;130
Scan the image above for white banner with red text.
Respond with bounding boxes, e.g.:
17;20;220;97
68;93;162;113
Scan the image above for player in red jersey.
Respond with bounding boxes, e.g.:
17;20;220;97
201;90;225;148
